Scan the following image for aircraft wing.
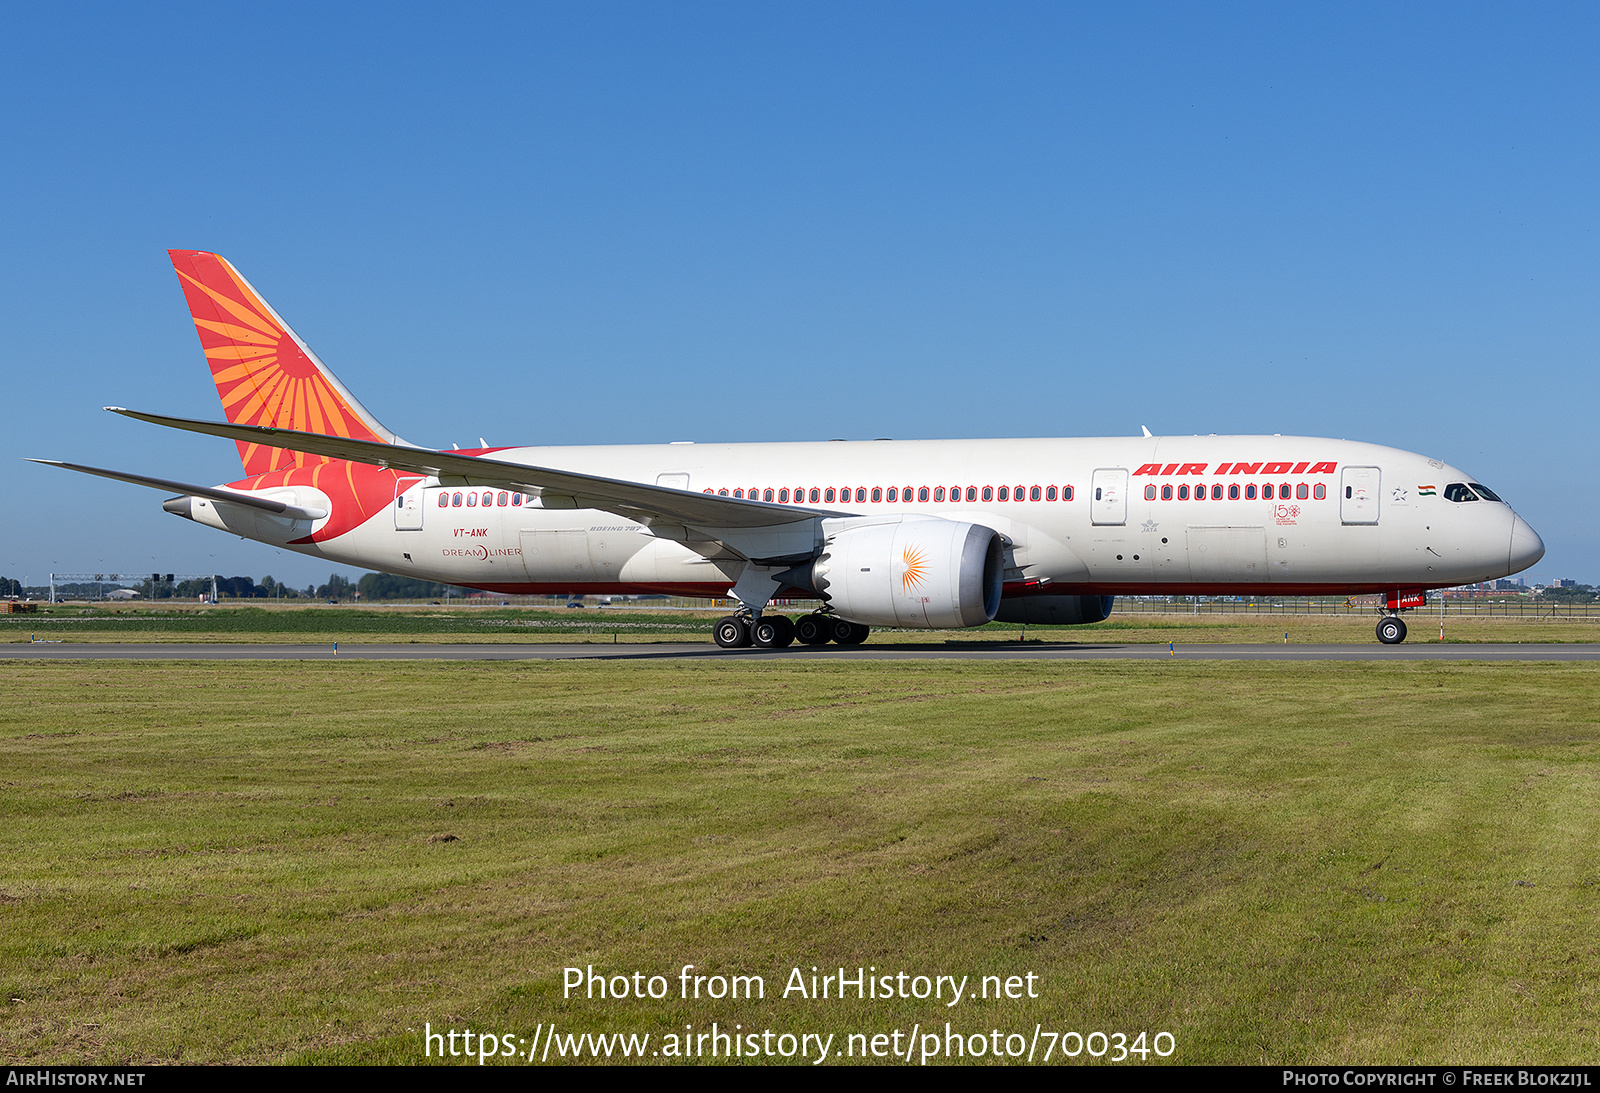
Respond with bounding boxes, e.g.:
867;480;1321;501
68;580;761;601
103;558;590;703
27;459;330;521
104;408;843;531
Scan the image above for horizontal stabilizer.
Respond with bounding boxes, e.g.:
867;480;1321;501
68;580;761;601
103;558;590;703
103;408;842;531
27;459;329;520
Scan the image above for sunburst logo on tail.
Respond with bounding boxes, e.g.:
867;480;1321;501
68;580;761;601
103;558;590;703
901;544;928;590
169;250;387;476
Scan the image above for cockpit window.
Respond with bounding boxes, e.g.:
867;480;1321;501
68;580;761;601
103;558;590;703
1444;483;1480;503
1468;482;1503;502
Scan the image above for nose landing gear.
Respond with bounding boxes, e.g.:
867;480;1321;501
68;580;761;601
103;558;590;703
1375;589;1427;644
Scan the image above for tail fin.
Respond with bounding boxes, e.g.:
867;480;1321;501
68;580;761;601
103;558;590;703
168;250;402;477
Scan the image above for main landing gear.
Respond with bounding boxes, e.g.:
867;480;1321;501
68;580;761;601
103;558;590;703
713;613;871;649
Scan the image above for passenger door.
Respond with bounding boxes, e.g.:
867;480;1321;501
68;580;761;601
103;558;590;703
393;478;425;530
1340;466;1380;525
1091;468;1128;526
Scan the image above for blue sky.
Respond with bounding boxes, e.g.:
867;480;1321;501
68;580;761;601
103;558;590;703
3;3;1595;587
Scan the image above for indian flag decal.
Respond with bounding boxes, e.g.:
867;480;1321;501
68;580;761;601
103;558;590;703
1418;485;1437;496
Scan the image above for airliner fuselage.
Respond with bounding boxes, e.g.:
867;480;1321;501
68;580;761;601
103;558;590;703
176;434;1541;609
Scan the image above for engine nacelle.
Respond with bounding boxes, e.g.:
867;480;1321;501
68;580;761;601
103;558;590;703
993;594;1116;626
808;516;1004;628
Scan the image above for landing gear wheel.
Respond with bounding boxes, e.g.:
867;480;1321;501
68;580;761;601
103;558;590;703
1376;616;1407;645
714;615;752;648
751;615;795;649
795;614;831;645
830;619;870;646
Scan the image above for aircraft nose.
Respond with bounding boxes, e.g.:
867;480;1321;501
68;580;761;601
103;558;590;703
1508;514;1545;575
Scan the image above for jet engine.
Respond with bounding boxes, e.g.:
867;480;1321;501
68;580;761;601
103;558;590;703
802;516;1004;628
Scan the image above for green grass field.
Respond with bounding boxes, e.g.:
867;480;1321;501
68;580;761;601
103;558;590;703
2;658;1597;1065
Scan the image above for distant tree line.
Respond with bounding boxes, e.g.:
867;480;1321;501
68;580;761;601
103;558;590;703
1538;584;1596;604
212;572;458;601
0;577;21;597
356;573;457;601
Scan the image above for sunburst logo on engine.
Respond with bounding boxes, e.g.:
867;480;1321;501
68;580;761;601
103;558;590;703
901;544;928;590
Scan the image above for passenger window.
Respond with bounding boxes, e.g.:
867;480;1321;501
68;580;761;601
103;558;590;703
966;486;977;502
512;493;522;506
886;487;896;502
856;487;867;503
733;489;744;498
809;488;820;503
1263;484;1273;500
718;488;728;496
934;487;945;501
1246;484;1257;500
1144;485;1156;500
903;484;913;500
1194;485;1205;501
982;486;993;501
1228;484;1239;500
1030;486;1041;501
764;489;774;502
453;492;463;507
1045;486;1057;501
1296;483;1309;499
919;487;930;502
998;486;1008;501
1280;482;1291;498
438;492;448;508
1313;484;1326;500
1212;485;1223;500
872;487;883;502
1014;484;1024;499
1179;485;1189;500
1161;485;1173;500
1062;485;1074;501
824;488;836;503
467;493;477;507
497;491;508;506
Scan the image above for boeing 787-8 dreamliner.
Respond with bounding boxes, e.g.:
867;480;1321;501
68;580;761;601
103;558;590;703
33;251;1545;646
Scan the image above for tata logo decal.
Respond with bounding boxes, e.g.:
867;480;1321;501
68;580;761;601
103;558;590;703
1133;461;1338;476
901;544;928;591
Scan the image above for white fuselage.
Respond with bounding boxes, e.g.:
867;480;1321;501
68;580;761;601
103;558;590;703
192;434;1544;602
